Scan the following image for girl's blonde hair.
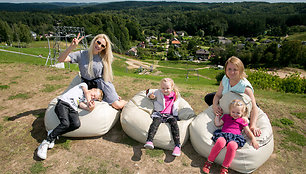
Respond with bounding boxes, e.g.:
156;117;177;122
88;34;113;82
225;56;247;79
160;78;180;100
229;99;248;117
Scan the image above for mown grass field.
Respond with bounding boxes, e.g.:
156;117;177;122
0;42;305;174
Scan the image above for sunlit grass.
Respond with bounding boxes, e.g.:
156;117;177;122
145;149;164;158
8;93;31;100
291;112;305;119
41;84;64;92
29;162;47;174
0;51;45;65
46;75;69;81
287;32;306;41
0;85;9;90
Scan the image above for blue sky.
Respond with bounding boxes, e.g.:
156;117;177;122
0;0;305;3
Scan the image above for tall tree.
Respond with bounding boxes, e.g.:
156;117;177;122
0;19;12;43
18;22;32;43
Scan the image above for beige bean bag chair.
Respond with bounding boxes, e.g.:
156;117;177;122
44;74;120;137
120;90;195;150
189;92;273;173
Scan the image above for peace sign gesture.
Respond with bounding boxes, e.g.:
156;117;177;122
58;33;85;63
71;33;84;49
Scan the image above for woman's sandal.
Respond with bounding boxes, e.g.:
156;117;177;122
202;161;213;174
220;167;228;174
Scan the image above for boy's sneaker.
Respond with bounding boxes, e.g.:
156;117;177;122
47;130;55;149
37;140;50;160
172;146;181;157
144;141;154;149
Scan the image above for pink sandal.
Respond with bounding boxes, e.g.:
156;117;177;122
220;167;228;174
202;161;213;174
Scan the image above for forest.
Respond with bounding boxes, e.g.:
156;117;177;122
0;1;305;68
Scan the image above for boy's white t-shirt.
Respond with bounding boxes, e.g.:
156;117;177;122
59;83;88;111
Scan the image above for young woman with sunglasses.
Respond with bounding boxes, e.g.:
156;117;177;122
58;33;127;109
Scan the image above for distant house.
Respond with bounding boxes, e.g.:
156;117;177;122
237;44;245;50
171;39;181;45
146;36;157;43
159;36;166;42
126;47;137;56
173;31;178;37
218;37;232;44
150;36;157;40
138;42;145;48
245;37;254;42
176;31;185;37
262;39;272;44
245;37;256;44
166;28;176;34
195;49;210;59
148;42;154;47
30;31;37;40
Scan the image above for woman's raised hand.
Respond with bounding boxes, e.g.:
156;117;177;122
58;33;84;62
71;33;84;48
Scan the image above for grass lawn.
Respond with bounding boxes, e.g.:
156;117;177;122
287;32;306;41
0;44;305;174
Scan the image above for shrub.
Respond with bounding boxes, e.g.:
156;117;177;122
8;93;31;100
247;68;281;91
280;73;306;94
248;68;305;94
215;71;225;83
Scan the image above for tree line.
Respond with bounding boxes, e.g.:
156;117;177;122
209;40;306;69
0;11;143;52
0;2;305;37
0;1;305;68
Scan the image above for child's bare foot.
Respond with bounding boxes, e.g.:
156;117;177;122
111;100;127;109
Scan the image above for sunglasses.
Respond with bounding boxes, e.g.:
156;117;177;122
96;40;106;48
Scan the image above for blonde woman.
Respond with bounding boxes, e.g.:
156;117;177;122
202;99;259;174
58;33;127;109
204;56;261;137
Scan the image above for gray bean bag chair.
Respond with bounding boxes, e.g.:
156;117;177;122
120;89;195;150
189;92;273;173
44;74;120;137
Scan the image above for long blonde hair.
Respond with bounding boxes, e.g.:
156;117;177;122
225;56;247;79
88;34;113;82
160;78;180;101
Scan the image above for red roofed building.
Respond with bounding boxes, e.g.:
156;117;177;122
171;40;181;45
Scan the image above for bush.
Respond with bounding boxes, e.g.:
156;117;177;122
247;68;281;91
248;68;305;94
280;73;306;94
215;71;225;83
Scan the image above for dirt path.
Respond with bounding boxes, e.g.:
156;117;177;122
119;54;306;79
0;48;47;58
266;67;306;78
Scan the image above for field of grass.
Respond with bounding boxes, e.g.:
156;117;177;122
287;32;306;41
0;42;305;174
